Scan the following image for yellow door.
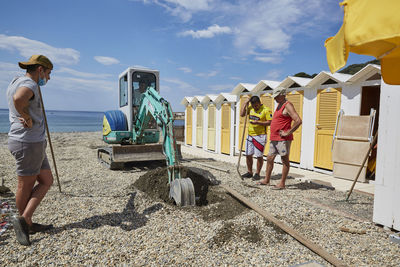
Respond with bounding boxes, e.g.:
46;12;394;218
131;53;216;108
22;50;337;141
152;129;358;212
314;88;341;170
207;104;216;151
196;105;203;147
221;103;231;154
260;93;274;156
286;91;304;163
186;106;192;145
238;95;250;152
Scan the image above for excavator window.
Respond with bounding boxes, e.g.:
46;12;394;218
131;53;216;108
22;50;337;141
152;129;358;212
119;75;128;107
132;72;157;107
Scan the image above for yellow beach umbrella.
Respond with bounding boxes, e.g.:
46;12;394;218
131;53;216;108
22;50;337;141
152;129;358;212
325;0;400;84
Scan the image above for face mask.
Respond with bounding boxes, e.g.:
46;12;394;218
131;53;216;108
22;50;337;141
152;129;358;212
38;70;47;86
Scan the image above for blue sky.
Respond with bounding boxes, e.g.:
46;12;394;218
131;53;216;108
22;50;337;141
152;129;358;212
0;0;373;112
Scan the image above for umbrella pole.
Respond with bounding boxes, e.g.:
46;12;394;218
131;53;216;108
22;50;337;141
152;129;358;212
37;86;62;193
236;106;248;180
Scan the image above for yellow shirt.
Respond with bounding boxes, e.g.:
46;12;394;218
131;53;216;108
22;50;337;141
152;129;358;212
247;105;272;136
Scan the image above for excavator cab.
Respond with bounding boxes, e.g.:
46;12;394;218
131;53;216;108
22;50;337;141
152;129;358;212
98;67;195;206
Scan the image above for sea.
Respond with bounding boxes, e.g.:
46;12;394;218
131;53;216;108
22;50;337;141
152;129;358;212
0;109;185;133
0;109;104;133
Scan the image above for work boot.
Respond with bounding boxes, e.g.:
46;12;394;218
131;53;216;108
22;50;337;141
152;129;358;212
11;215;30;246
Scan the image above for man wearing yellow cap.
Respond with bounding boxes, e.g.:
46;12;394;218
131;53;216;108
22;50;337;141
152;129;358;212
6;55;54;246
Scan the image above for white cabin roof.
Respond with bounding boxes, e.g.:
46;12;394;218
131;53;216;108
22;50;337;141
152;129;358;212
215;93;237;104
347;64;381;83
252;80;281;94
231;83;256;95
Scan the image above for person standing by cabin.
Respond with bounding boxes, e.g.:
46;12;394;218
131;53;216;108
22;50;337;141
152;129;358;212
240;95;272;180
7;55;55;246
257;87;302;189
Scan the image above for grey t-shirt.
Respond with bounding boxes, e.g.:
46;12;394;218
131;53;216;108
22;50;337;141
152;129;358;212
7;76;45;142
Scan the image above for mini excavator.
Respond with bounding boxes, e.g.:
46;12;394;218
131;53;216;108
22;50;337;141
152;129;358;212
98;67;195;206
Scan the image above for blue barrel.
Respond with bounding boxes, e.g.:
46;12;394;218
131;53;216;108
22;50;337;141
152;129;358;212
104;110;128;131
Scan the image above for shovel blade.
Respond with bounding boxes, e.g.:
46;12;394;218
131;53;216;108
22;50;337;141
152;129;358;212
169;178;195;207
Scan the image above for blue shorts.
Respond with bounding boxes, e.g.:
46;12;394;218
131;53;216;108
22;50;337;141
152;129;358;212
8;139;50;176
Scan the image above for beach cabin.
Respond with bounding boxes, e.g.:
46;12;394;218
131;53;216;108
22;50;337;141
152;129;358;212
304;65;381;174
193;96;206;149
181;97;194;146
215;93;237;156
200;94;220;152
251;80;281;156
276;77;311;164
231;83;256;154
303;72;352;172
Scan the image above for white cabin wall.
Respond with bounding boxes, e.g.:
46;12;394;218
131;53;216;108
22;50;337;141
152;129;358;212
341;84;362;115
184;105;188;145
215;103;222;154
373;81;400;231
299;87;317;170
192;105;197;148
203;104;208;151
230;103;236;156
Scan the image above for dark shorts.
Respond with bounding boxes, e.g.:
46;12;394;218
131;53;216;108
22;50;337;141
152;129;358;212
8;139;50;176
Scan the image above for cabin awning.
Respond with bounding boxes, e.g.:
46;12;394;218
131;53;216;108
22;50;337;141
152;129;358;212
325;0;400;84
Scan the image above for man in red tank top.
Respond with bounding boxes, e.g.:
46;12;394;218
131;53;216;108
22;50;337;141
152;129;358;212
257;87;302;189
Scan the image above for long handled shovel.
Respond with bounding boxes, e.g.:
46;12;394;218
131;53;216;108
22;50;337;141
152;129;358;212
37;86;62;193
346;131;378;201
236;106;248;180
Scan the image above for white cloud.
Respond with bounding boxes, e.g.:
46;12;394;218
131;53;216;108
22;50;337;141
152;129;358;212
265;69;282;81
178;67;192;73
138;0;214;22
142;0;340;62
0;34;80;65
50;76;115;93
163;77;198;93
179;24;232;39
196;70;218;77
208;84;234;92
57;67;113;79
94;56;120;65
254;56;282;64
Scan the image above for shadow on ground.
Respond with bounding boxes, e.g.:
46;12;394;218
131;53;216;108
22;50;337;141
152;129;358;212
51;192;162;234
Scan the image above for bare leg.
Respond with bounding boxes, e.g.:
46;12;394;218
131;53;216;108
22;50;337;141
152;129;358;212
16;175;37;216
256;157;263;175
276;155;290;188
21;169;53;225
258;154;275;185
246;155;253;174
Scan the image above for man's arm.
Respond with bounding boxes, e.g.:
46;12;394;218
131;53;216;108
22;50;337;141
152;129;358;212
280;102;302;137
13;86;34;128
240;99;250;117
250;120;271;126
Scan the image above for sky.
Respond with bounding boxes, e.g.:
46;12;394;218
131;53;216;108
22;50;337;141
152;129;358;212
0;0;374;112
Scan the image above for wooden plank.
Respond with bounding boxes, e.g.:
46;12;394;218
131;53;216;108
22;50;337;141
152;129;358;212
220;184;346;267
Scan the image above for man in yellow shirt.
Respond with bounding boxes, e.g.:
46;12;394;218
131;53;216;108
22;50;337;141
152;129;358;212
240;96;272;180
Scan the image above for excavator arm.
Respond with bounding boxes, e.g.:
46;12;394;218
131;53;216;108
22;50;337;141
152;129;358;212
133;87;182;183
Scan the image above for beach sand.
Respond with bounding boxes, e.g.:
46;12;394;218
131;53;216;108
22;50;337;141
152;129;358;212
0;132;399;266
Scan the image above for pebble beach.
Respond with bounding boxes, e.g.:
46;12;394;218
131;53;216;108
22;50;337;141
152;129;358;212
1;131;399;266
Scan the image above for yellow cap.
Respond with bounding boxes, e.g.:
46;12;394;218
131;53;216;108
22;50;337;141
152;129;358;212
18;55;53;70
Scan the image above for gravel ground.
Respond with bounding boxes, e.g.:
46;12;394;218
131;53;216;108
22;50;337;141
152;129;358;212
0;132;399;266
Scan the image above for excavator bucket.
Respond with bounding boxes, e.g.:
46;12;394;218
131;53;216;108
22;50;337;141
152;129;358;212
169;178;195;206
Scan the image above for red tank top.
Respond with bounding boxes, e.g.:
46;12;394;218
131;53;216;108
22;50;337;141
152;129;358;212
270;101;293;141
